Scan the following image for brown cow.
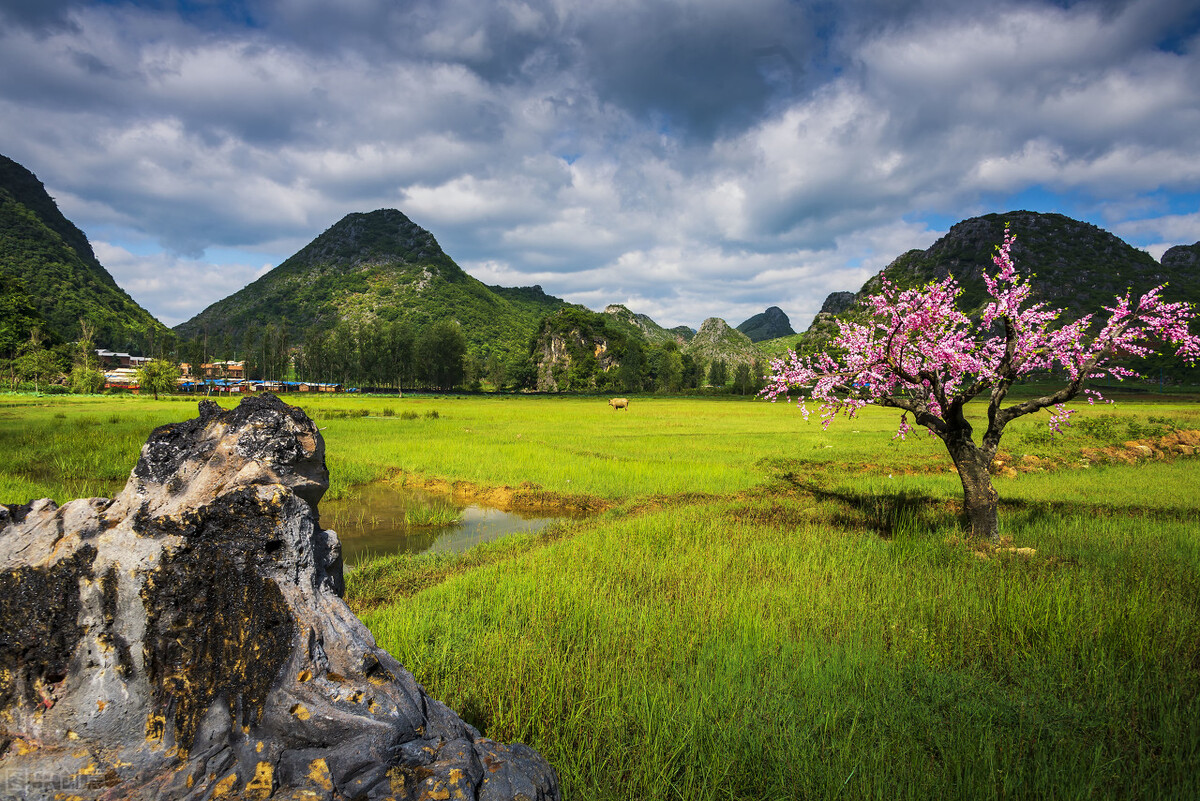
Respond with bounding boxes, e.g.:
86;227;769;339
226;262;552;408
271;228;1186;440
608;397;630;411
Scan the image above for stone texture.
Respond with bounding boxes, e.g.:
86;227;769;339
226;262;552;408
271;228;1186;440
0;395;559;801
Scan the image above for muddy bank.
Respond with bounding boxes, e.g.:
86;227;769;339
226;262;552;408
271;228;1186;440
321;483;580;565
388;473;612;515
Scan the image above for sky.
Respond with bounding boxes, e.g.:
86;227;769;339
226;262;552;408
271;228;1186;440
2;0;1199;331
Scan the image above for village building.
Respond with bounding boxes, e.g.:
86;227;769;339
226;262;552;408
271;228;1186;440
95;349;151;370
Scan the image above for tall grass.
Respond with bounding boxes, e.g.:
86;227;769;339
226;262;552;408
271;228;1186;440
3;391;1199;798
361;499;1200;800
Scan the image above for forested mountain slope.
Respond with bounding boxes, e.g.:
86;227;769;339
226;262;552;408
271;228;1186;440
0;154;166;349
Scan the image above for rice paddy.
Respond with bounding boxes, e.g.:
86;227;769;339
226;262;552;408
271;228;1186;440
1;388;1198;799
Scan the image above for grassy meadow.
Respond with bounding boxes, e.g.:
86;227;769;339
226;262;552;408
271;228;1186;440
2;389;1199;799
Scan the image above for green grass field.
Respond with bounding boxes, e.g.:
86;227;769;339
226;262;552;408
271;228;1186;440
2;390;1199;799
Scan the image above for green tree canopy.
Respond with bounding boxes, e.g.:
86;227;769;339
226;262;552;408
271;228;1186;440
137;359;181;400
417;320;467;390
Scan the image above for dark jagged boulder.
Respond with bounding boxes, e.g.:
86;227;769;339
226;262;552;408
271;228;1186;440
0;394;559;801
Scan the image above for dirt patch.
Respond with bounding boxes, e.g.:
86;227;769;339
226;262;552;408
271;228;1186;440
984;429;1200;476
387;473;611;515
1058;428;1198;470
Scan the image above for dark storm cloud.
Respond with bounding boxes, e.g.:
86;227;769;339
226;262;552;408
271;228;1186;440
0;0;84;29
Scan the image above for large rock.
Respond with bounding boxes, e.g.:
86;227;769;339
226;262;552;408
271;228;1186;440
0;395;559;801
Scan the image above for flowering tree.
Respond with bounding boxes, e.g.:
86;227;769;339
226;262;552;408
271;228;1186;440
763;227;1200;541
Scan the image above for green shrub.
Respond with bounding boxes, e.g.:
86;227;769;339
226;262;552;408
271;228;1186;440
1075;413;1122;441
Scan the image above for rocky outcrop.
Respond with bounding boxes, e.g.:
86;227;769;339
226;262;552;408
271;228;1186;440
1077;428;1200;466
817;292;855;316
532;308;628;391
735;307;795;343
1161;241;1200;273
0;394;559;801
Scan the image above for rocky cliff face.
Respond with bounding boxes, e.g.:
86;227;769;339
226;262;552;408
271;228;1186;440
0;395;559;801
535;326;619;391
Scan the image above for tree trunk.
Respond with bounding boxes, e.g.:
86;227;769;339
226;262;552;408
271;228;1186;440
943;430;1000;541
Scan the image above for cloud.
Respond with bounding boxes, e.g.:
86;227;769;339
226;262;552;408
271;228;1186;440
91;241;274;327
1111;210;1200;259
0;0;1198;335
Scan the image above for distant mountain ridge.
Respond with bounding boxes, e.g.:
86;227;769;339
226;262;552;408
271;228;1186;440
0;153;166;347
782;210;1200;358
174;209;573;360
1161;242;1200;274
857;211;1189;314
685;318;758;365
8;164;1192;393
736;306;794;342
603;304;694;346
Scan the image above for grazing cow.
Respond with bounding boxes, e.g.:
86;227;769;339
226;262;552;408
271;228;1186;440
609;397;630;411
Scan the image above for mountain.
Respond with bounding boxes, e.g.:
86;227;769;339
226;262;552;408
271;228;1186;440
603;304;693;346
860;211;1194;314
0;153;166;349
736;306;795;342
817;292;855;316
1161;241;1200;274
684;318;760;366
794;211;1200;353
531;305;755;392
173;209;572;360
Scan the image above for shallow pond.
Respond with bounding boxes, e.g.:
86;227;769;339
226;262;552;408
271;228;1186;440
319;483;568;565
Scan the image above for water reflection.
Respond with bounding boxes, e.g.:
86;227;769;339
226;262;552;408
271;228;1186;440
320;483;565;565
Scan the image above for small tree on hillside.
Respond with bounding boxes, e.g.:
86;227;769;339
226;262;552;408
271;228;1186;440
137;358;181;400
16;347;61;392
763;227;1199;541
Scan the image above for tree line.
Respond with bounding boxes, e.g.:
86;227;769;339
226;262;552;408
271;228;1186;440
2;300;766;396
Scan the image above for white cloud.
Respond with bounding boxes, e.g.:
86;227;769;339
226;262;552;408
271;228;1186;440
1;0;1198;335
91;242;274;327
1112;211;1200;259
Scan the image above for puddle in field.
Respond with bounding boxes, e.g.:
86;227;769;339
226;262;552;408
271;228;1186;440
319;483;568;566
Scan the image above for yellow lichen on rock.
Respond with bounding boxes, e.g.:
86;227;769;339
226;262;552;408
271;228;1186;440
244;761;274;798
211;772;239;797
308;758;333;791
423;783;451;800
145;713;165;742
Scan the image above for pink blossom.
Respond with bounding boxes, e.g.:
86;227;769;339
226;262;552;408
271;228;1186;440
763;225;1199;442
